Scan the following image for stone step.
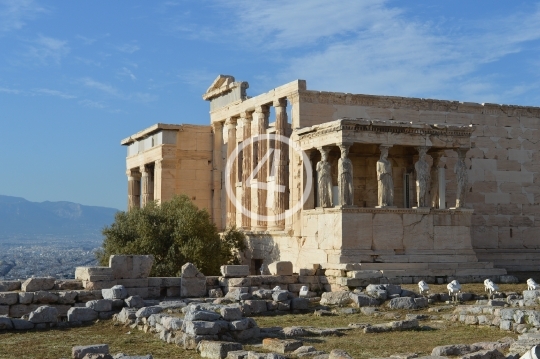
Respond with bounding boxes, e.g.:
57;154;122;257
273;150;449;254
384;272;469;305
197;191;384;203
360;263;428;270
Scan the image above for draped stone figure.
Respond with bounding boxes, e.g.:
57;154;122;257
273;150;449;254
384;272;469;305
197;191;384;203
377;145;394;207
454;148;468;208
338;144;354;206
414;146;430;207
430;152;441;208
316;147;333;208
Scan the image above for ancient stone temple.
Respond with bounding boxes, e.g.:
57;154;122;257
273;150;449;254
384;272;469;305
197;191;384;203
122;75;540;279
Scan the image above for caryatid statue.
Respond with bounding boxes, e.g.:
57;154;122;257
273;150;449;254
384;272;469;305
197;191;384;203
338;143;354;206
377;145;394;207
316;147;333;208
454;148;468;208
430;152;442;208
414;146;430;207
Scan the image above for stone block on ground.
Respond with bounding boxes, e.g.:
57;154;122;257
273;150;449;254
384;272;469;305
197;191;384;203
75;267;113;281
54;280;84;290
221;307;243;321
86;299;113;312
28;305;58;323
349;293;379;307
21;277;55;292
0;280;21;292
9;304;38;317
181;278;206;298
57;291;78;304
220;265;249;278
83;281;118;291
109;255;154;279
67;307;99;322
125;295;145;308
33;291;59;304
135;306;163;318
431;344;480;357
11;318;34;330
0;317;13;330
181;262;204;278
197;340;243;359
460;349;505;359
102;285;128;300
320;291;352;306
291;297;309;310
268;262;293;276
0;292;18;305
72;344;109;359
262;338;303;353
387;297;417;310
329;349;354;359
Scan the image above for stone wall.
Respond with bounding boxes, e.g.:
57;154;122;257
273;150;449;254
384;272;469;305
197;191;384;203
295;90;540;271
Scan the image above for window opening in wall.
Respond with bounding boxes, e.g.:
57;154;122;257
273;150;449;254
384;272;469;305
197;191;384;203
252;259;263;275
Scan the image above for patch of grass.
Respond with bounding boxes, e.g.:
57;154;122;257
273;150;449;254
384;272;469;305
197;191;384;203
254;310;517;359
0;283;529;359
0;320;198;359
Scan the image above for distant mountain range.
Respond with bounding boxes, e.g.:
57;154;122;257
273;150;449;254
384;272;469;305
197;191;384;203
0;195;119;244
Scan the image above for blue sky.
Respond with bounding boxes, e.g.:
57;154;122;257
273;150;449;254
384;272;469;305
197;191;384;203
1;1;540;210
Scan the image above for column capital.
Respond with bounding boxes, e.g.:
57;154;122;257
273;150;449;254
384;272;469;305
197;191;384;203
455;147;469;158
337;142;353;149
239;110;253;120
225;117;237;129
255;105;270;114
126;168;141;178
273;97;287;108
211;121;223;131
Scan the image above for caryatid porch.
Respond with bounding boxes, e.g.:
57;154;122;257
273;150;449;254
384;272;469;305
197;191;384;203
293;118;505;278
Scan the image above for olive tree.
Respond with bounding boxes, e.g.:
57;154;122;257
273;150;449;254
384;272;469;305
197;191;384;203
96;195;246;276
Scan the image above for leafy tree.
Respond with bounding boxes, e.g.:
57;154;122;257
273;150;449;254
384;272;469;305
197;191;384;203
96;195;246;276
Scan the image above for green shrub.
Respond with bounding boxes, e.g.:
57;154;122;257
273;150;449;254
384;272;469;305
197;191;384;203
96;195;246;276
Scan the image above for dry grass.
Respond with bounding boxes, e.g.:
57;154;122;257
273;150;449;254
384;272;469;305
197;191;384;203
0;320;198;359
0;283;528;359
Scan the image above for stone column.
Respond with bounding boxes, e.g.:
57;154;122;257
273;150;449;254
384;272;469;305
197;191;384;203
254;105;270;230
338;143;354;206
430;152;442;208
414;146;430;208
140;165;154;207
454;148;468;208
225;117;237;228
211;121;224;230
271;98;288;229
127;169;141;211
240;112;252;229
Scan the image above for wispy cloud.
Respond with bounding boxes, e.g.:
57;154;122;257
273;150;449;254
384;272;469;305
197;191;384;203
34;88;76;99
0;0;46;33
78;99;105;109
25;34;70;65
133;92;157;103
0;86;21;94
117;42;140;54
81;76;157;103
75;34;96;45
217;1;540;104
82;77;121;97
119;67;136;81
